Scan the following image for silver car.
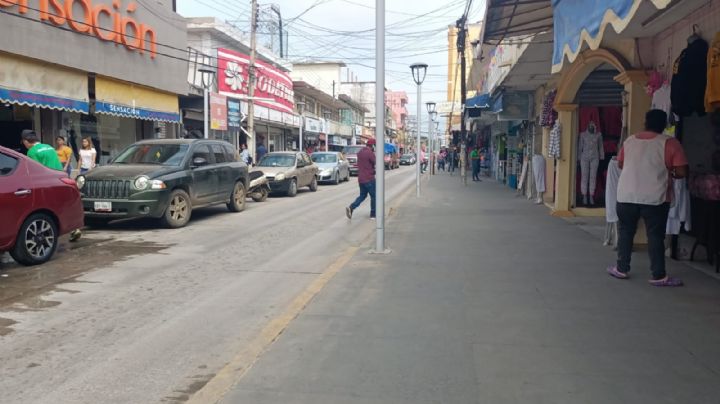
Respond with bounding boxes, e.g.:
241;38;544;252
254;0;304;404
311;152;350;185
253;152;319;197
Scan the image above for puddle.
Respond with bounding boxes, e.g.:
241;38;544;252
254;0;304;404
0;239;171;335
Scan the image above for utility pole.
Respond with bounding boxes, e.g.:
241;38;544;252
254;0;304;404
247;0;258;161
457;16;468;186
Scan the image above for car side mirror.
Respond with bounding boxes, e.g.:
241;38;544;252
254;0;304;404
192;156;208;168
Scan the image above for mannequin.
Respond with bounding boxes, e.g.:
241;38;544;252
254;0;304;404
578;121;604;205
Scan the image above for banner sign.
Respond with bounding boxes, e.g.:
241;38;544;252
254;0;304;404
217;48;294;114
210;92;227;130
227;98;242;128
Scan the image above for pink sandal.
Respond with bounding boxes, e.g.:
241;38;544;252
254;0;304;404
607;266;629;279
649;277;683;287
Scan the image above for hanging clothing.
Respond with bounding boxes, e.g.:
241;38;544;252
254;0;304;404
605;159;621;223
548;122;561;159
540;89;558;128
666;178;691;235
706;32;720;112
652;83;672;119
579;107;602;133
671;38;709;117
600;107;623;138
532;155;546;194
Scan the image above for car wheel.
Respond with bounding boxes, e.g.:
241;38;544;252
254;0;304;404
252;187;269;202
287;179;298;197
161;189;192;228
227;181;247;212
333;171;340;185
85;218;111;228
10;213;58;266
309;176;318;192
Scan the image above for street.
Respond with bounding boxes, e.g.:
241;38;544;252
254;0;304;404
0;166;415;404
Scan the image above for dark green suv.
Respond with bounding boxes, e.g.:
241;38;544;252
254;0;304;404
76;139;248;228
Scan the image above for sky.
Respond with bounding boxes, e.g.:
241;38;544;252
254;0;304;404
177;0;485;124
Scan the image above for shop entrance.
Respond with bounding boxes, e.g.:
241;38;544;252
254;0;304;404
0;105;33;153
573;65;624;209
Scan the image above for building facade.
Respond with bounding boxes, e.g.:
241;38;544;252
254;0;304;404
0;0;187;165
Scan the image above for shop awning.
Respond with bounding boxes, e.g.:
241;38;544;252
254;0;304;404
0;53;89;113
484;0;553;44
552;0;672;73
465;93;491;109
95;76;181;123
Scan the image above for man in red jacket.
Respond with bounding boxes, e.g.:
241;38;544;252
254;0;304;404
346;138;376;219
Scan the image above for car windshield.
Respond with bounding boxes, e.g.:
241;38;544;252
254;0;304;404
344;146;364;155
312;153;337;163
402;154;413;159
258;154;295;167
113;144;189;165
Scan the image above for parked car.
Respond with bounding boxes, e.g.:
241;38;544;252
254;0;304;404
311;152;350;184
254;151;319;197
76;139;248;228
343;145;365;176
384;152;400;170
400;153;416;165
0;146;84;265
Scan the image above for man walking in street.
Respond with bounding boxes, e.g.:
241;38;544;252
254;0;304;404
346;138;376;219
470;147;481;181
256;142;267;162
607;109;688;287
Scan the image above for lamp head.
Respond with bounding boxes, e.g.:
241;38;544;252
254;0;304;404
410;62;428;85
426;101;436;114
198;65;215;89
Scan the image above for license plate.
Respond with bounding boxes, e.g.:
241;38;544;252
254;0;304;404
94;201;112;212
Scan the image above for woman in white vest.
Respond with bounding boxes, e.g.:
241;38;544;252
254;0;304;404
607;110;688;287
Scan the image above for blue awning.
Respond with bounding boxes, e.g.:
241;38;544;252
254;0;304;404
384;143;397;154
0;87;89;113
552;0;672;73
465;93;490;109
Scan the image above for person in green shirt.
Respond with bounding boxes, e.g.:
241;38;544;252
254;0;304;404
22;130;63;171
470;147;482;182
22;129;83;242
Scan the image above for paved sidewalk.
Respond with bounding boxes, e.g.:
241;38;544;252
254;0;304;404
222;173;720;404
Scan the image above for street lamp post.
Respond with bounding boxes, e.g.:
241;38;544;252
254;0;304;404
374;0;389;254
297;101;305;151
410;62;428;198
323;111;331;151
199;66;215;140
426;102;436;175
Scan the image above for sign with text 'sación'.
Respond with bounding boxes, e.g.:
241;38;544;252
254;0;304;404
217;48;294;114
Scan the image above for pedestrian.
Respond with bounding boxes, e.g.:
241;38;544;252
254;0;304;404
607;109;688;287
470;147;481;181
257;142;267;162
23;130;82;241
22;130;63;170
420;146;427;173
79;136;97;174
240;144;251;165
439;149;446;171
56;135;74;176
346;138;376;220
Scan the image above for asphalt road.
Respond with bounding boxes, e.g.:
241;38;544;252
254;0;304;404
0;166;416;404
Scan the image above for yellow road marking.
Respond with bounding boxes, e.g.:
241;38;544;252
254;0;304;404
186;245;359;404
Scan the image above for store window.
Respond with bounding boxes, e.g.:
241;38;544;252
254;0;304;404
96;115;139;164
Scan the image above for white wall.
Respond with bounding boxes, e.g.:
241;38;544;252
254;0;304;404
291;64;343;98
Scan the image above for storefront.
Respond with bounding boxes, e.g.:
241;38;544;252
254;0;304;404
0;1;187;163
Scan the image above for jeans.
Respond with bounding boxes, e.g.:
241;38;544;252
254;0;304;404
350;180;376;217
616;202;670;280
472;160;480;180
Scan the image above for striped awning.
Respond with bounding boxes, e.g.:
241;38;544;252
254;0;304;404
552;0;672;72
95;76;180;123
0;53;89;113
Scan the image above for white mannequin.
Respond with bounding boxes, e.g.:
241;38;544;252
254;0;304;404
578;121;604;206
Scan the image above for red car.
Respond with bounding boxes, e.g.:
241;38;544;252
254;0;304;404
0;146;84;265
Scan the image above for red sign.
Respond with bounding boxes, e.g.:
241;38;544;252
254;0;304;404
217;48;294;114
210;93;227;131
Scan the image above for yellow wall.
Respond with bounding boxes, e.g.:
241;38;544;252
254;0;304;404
447;24;481;103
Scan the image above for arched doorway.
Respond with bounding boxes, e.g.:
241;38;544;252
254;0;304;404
550;48;637;216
